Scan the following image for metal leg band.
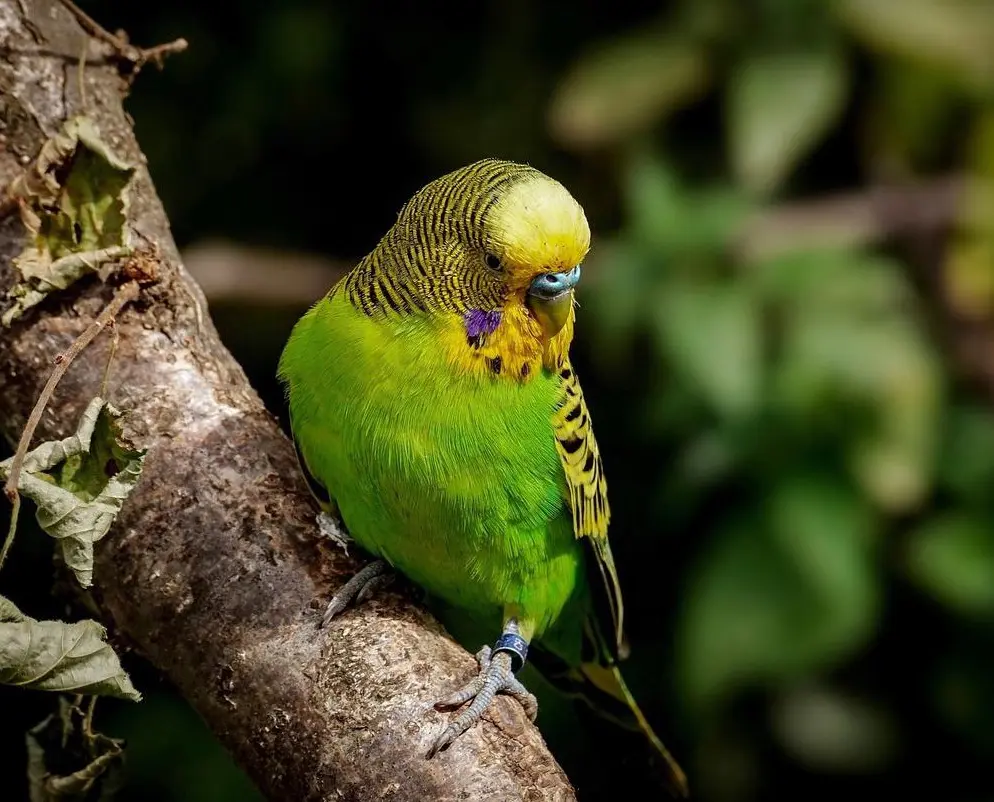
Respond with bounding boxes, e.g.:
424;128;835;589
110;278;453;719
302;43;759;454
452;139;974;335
493;632;528;672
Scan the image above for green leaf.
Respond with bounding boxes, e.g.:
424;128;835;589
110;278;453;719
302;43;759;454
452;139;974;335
580;239;652;368
764;250;941;511
548;29;710;149
678;477;879;707
906;515;994;618
0;596;140;700
27;698;126;801
936;405;994;502
728;49;849;195
624;151;750;259
836;0;994;93
846;331;940;514
0;397;147;588
750;248;912;310
625;153;686;254
654;280;763;419
866;60;963;171
3;116;134;325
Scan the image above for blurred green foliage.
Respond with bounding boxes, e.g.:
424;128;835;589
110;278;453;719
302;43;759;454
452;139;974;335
4;0;994;800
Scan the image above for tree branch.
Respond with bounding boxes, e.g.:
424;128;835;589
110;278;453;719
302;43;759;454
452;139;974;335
0;2;574;801
734;175;969;264
737;174;994;404
182;239;347;307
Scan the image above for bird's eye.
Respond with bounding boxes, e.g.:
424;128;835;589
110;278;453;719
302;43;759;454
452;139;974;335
484;252;502;272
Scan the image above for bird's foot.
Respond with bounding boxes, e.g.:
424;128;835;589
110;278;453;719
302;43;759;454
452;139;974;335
428;639;537;757
320;560;393;627
317;511;353;556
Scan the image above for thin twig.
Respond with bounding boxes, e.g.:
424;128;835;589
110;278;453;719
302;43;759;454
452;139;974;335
99;320;119;398
3;280;139;499
0;495;20;573
56;0;125;51
56;0;187;75
83;695;98;738
60;0;132;52
134;39;189;71
1;281;140;572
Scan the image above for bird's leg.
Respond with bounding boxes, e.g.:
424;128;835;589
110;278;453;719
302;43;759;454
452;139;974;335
316;510;395;626
428;618;538;757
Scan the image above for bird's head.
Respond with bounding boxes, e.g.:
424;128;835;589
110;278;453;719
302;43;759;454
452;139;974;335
481;169;590;339
388;159;590;341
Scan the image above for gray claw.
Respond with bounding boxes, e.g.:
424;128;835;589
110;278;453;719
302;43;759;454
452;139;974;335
427;645;538;757
355;572;393;605
320;560;390;627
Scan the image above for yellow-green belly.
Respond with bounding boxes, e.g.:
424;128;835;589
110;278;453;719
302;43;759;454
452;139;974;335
279;292;586;643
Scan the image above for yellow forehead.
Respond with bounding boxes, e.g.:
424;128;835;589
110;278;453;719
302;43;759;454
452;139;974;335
487;174;590;272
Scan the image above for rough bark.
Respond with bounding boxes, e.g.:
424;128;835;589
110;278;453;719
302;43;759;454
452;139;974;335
0;2;575;800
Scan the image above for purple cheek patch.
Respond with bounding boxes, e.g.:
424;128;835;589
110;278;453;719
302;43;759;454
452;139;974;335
464;309;501;347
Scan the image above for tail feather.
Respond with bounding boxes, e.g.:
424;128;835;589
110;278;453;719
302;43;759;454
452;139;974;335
530;647;689;798
579;662;689;799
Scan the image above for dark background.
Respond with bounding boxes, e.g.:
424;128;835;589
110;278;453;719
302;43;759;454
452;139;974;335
4;1;994;800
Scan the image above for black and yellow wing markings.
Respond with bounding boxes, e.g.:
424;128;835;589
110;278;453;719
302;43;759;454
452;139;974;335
551;361;627;663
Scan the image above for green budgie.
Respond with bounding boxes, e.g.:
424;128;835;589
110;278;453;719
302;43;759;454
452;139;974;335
278;159;687;796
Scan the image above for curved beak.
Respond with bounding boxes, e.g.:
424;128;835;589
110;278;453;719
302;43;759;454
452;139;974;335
526;266;581;339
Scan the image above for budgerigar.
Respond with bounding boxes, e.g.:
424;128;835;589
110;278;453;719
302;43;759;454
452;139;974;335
278;159;687;796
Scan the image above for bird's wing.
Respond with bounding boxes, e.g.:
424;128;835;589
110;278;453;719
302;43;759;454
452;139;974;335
290;415;337;515
551;361;627;661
